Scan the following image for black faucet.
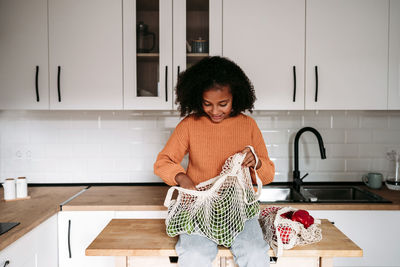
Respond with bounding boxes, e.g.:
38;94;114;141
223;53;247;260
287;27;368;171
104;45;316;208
293;127;326;191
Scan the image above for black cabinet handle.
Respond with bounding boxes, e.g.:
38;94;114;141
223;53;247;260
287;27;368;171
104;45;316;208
165;66;168;102
68;219;72;258
35;66;40;102
169;256;178;263
57;66;62;102
314;66;318;102
270;257;278;263
3;260;10;267
292;66;296;102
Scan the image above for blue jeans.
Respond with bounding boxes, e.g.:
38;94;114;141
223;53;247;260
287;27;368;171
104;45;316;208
175;218;270;267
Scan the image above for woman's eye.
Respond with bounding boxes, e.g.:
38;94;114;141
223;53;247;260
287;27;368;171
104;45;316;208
220;104;227;107
203;103;211;106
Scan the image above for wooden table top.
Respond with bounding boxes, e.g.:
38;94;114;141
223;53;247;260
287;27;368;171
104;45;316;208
0;186;86;251
86;219;362;258
63;185;400;211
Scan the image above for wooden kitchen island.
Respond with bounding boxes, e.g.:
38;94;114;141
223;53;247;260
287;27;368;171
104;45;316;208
86;218;362;267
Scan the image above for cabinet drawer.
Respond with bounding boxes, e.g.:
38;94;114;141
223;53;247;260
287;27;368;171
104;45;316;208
0;230;36;267
120;256;220;267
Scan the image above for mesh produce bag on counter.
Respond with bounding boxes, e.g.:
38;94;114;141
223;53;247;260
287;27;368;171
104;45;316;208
259;206;322;256
163;146;262;247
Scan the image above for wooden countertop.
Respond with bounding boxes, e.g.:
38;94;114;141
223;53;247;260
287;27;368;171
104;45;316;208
86;219;362;258
62;185;400;211
62;186;170;211
0;186;86;251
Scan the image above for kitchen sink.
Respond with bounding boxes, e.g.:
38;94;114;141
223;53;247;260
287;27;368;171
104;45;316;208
300;185;391;203
258;186;306;202
259;185;391;203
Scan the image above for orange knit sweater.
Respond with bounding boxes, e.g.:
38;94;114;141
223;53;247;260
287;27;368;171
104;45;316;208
154;114;275;186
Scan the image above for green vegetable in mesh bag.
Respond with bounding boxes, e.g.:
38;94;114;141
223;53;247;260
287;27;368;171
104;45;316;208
245;202;260;218
163;146;263;247
166;210;194;236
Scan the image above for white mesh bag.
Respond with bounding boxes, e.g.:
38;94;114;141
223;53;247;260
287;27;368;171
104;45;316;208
163;146;263;247
259;206;322;256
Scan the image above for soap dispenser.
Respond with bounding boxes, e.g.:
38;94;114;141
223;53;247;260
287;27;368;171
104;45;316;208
386;150;400;190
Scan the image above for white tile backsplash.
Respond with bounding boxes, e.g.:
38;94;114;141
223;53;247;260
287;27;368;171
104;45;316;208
317;159;346;172
346;129;373;144
331;113;359;129
372;130;400;144
325;144;359;158
261;130;289;144
388;116;400;129
0;110;400;183
346;159;372;172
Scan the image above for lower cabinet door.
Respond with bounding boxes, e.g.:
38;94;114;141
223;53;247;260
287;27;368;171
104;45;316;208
35;214;58;267
224;256;319;267
118;256;219;267
309;210;400;267
0;214;58;267
0;225;36;267
127;256;177;267
58;211;115;267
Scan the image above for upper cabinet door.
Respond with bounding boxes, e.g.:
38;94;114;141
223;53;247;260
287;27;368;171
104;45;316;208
0;0;49;110
123;0;173;110
306;0;389;110
389;0;400;110
223;0;305;110
49;0;123;110
172;0;222;110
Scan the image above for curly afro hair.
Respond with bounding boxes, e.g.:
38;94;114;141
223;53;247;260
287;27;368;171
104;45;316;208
175;56;256;117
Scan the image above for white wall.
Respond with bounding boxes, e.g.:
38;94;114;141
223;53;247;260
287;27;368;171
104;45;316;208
0;110;399;184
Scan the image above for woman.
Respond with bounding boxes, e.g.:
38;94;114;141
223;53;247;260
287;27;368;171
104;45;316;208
154;56;275;267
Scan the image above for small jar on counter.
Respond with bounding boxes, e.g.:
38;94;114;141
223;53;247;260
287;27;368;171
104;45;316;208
16;177;28;198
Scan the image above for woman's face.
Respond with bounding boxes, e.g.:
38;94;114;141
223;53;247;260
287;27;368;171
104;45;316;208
202;85;233;123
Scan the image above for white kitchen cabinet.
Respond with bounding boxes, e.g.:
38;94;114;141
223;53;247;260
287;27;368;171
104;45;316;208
305;0;389;110
309;210;400;267
0;214;58;267
0;228;36;267
49;0;123;110
123;0;173;110
58;211;115;267
223;0;306;110
35;214;59;267
123;0;222;110
389;0;400;110
0;0;123;110
172;0;223;110
224;0;390;111
0;0;49;110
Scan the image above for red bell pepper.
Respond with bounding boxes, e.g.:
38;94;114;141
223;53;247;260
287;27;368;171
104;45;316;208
291;209;314;228
280;211;294;220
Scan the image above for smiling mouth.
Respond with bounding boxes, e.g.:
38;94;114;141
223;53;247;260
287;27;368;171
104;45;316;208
211;115;223;120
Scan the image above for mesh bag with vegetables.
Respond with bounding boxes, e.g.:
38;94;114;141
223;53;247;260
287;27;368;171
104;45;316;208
259;206;322;256
163;146;262;247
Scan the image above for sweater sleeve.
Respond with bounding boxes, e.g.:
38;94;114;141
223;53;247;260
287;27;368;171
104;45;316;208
153;119;189;186
249;119;275;185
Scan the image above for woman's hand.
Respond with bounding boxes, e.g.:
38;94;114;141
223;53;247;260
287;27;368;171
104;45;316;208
241;147;262;169
175;173;197;190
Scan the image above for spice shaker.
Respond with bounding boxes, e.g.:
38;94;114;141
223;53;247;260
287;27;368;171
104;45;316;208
2;178;16;200
16;177;28;198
